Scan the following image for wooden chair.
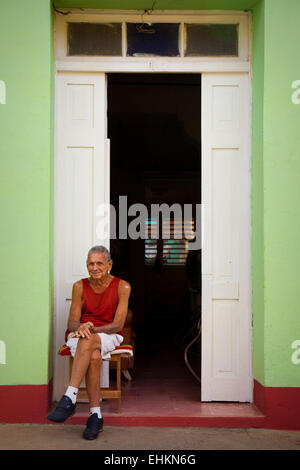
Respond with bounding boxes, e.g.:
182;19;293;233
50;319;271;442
59;325;134;412
68;353;124;412
110;308;136;381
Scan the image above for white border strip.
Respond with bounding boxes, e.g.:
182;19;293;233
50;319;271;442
56;59;250;73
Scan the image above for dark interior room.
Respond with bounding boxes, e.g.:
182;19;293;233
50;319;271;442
107;73;202;409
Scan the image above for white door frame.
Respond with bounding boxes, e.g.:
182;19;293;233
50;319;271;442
201;73;252;401
53;10;253;403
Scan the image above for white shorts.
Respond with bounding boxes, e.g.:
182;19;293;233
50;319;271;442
66;332;124;360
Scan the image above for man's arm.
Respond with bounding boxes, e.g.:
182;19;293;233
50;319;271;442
93;280;131;335
67;281;94;339
67;281;83;332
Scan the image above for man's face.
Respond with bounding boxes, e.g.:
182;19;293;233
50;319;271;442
86;252;112;280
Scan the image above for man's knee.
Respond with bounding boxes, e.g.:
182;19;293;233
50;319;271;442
78;334;101;352
90;349;102;366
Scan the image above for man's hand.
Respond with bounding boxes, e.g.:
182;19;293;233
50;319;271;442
71;322;95;339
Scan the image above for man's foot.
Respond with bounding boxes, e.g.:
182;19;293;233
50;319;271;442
83;413;104;440
47;395;76;422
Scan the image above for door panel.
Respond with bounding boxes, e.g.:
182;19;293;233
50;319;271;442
201;73;252;402
54;73;108;400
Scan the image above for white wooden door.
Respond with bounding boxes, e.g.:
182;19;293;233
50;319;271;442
53;72;109;400
201;73;252;402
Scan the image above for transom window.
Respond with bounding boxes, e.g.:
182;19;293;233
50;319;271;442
67;21;239;58
55;11;250;66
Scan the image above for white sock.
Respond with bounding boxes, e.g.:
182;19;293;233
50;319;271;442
90;406;102;419
65;386;78;404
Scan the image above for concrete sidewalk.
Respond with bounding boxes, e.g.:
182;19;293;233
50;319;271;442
0;423;300;450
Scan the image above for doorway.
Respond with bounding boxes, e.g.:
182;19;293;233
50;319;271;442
53;8;252;411
54;70;252;406
108;73;202;405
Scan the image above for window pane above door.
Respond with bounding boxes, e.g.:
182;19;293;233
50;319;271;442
67;22;122;56
127;23;180;57
185;24;238;57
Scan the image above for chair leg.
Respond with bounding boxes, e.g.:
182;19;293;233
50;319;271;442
68;354;123;410
122;369;132;381
69;357;73;382
116;356;121;391
117;355;121;412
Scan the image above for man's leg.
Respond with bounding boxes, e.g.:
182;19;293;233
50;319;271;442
47;334;101;423
69;334;101;389
85;349;102;407
83;348;104;440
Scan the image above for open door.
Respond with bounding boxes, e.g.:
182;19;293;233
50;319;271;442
201;73;252;402
54;72;109;400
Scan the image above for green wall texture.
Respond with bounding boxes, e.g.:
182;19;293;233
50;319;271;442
0;0;54;385
1;0;300;393
251;0;265;386
262;0;300;387
252;0;300;388
55;0;259;9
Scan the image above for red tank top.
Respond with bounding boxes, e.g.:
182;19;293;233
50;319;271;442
80;277;122;335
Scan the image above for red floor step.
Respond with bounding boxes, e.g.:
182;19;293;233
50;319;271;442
68;402;266;428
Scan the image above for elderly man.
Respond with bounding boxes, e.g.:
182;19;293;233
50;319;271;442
47;246;131;440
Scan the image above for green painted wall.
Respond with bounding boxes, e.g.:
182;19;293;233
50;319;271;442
251;0;265;386
49;5;55;384
1;0;299;393
0;0;54;385
251;0;300;388
262;0;300;387
56;0;259;10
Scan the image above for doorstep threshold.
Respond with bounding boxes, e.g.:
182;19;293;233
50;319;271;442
65;402;266;428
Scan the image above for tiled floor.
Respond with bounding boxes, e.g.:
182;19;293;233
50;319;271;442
71;342;265;425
